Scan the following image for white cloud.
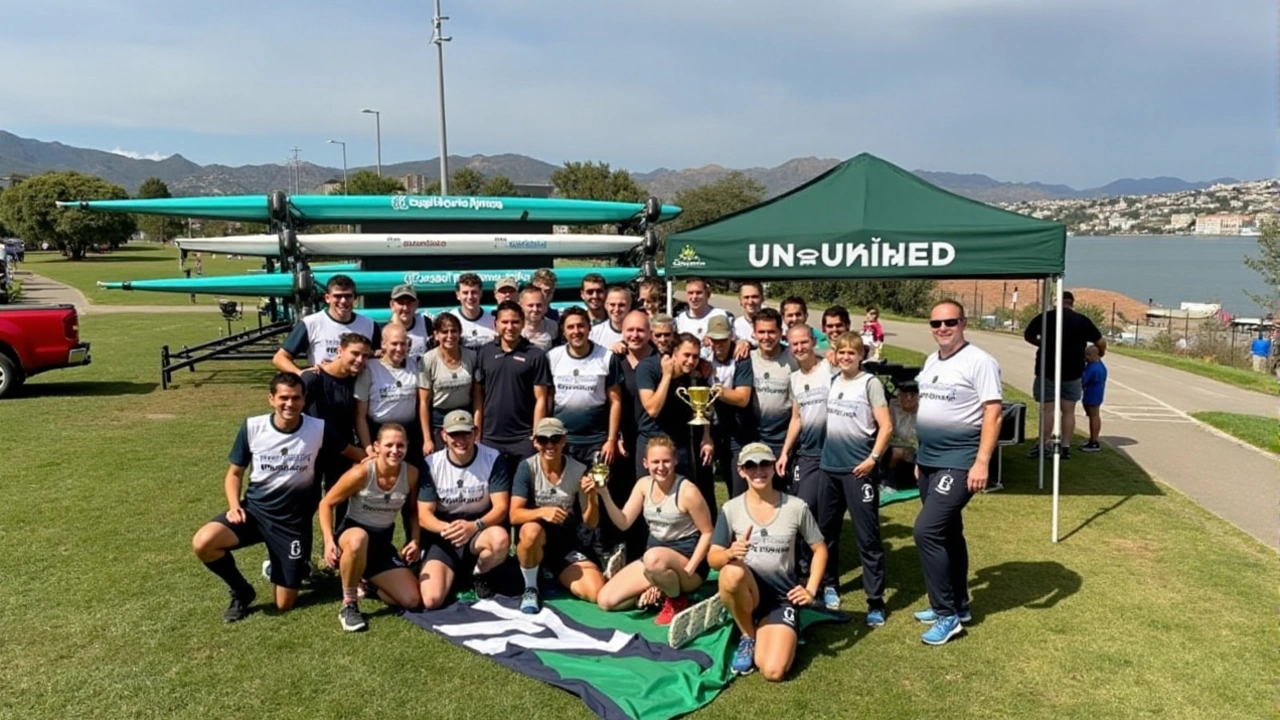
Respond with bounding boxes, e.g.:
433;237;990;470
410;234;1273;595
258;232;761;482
108;148;173;161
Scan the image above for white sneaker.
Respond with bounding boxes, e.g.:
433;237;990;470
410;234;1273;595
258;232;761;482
603;544;627;580
261;560;272;582
667;595;728;648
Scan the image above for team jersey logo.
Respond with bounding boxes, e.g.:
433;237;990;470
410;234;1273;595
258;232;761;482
862;484;874;503
757;528;768;537
937;473;954;494
457;478;465;488
280;447;289;455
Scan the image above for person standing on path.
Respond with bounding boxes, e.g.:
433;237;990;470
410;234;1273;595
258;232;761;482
912;300;1002;646
1250;331;1272;373
1080;345;1108;452
1023;291;1105;460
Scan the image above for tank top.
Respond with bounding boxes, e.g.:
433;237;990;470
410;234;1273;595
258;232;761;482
345;460;409;530
642;476;699;544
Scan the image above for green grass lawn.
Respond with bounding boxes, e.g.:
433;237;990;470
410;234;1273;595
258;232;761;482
2;315;1278;719
1190;411;1280;455
1108;344;1280;396
21;243;264;306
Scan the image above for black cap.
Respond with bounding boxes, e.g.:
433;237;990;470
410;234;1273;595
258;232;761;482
897;380;919;392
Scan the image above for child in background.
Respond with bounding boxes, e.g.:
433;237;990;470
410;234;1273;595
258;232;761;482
860;308;884;361
1080;345;1107;452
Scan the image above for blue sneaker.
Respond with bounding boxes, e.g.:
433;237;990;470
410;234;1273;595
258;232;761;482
822;586;841;611
866;607;886;627
520;587;541;614
730;636;756;675
913;607;972;624
921;614;964;646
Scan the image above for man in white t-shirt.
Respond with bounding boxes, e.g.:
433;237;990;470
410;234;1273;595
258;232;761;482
589;285;631;351
675;277;732;352
733;280;764;359
454;273;496;349
580;273;609;325
387;283;432;367
520;285;558;351
274;274;378;375
912;300;1002;646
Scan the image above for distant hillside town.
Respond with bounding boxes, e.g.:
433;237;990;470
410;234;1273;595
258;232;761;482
999;179;1279;236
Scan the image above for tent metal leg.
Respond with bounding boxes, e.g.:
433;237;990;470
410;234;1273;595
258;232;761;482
1051;276;1065;543
1037;278;1049;491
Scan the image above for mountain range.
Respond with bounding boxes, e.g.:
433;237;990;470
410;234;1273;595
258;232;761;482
0;130;1243;204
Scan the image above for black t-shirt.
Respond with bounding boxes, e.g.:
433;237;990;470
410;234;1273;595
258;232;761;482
636;354;710;440
1025;309;1102;381
474;338;552;443
617;351;654;445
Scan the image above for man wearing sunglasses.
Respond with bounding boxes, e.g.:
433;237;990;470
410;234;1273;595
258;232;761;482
580;273;610;325
274;275;379;375
912;300;1002;646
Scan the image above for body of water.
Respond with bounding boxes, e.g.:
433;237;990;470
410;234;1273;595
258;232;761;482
1066;235;1273;315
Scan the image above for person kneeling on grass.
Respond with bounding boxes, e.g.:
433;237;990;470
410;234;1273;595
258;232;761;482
319;423;423;633
710;443;827;681
511;418;605;614
416;410;513;609
596;435;713;624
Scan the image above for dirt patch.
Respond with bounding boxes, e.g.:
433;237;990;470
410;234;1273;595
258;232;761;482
143;413;178;420
1105;537;1159;560
935;280;1150;325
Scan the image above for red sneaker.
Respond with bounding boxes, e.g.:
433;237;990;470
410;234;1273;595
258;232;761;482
655;595;691;626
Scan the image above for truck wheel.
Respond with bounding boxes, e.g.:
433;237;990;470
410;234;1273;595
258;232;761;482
0;352;24;399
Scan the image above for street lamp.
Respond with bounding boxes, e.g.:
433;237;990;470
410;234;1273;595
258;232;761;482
361;108;382;176
327;140;348;194
432;0;451;196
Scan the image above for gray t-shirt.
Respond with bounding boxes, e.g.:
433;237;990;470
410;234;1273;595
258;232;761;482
711;493;823;595
354;360;419;425
513;455;591;524
418;347;477;413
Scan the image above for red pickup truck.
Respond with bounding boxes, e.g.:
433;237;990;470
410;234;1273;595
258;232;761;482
0;305;92;398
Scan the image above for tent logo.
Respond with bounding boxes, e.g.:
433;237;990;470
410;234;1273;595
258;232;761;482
671;245;706;269
748;240;957;270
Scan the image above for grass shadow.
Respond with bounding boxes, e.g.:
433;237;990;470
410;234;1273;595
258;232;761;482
967;560;1083;621
994;442;1165;497
20;380;159;398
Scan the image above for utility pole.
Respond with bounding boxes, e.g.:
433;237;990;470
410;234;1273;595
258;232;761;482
289;146;302;194
433;0;451;195
327;140;348;194
361;109;382;176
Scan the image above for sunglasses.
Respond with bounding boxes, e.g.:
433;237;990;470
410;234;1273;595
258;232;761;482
536;434;565;444
328;293;355;300
929;318;963;328
741;461;771;471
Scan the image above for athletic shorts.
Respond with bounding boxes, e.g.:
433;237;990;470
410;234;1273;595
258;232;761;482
214;509;311;590
748;567;799;632
537;520;601;578
336;518;407;580
1033;376;1083;403
421;529;483;576
647;534;709;578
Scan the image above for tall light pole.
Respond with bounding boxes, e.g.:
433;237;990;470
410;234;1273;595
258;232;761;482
361;108;382;176
432;0;452;195
289;146;302;194
327;140;348;194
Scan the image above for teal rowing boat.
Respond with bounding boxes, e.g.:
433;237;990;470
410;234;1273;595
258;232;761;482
59;194;682;225
98;266;656;296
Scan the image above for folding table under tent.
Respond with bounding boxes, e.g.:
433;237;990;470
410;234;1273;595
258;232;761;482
662;152;1073;541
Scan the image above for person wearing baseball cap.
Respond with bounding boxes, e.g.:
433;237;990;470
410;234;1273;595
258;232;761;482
709;442;825;680
509;417;604;613
417;409;513;608
493;277;519;306
387;284;433;367
704;313;742;498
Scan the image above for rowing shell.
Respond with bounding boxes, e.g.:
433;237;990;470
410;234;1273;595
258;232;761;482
174;233;642;258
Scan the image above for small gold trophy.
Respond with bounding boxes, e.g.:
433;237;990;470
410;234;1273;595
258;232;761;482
589;450;611;488
675;385;722;426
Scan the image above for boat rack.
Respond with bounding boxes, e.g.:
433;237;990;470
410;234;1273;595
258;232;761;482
160;314;292;390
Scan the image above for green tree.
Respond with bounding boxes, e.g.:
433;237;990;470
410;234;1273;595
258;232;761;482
550;161;646;203
332;170;405;195
1244;217;1280;313
0;187;9;237
478;174;519;197
135;177;184;243
665;172;765;235
766;278;937;317
0;171;135;260
449;167;486;196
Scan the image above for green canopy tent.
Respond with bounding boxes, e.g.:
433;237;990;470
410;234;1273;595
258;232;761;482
663;152;1073;541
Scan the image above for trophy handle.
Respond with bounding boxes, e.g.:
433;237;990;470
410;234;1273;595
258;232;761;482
706;385;722;404
675;386;691;404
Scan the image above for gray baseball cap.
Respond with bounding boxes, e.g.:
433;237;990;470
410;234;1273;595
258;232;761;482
442;409;475;433
706;314;732;340
391;284;418;301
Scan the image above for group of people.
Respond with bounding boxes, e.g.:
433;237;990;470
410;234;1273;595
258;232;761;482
191;271;1003;681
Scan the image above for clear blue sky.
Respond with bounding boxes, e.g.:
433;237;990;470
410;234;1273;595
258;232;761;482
1;0;1274;188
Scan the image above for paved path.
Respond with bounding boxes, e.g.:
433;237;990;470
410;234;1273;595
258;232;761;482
13;270;217;314
880;318;1278;548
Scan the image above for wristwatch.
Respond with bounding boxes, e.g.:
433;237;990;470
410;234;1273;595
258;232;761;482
869;451;881;461
475;519;486;531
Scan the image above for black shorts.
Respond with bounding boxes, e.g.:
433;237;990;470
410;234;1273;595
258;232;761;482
538;521;601;578
214;509;311;590
336;519;407;580
647;534;709;579
421;530;481;576
748;567;799;631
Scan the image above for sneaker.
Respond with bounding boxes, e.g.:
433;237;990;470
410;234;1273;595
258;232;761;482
822;586;841;611
1060;446;1071;461
520;587;541;614
866;607;886;627
914;607;972;624
1026;444;1043;458
261;559;272;582
603;544;627;580
730;636;757;675
667;594;727;648
921;614;963;646
473;574;495;600
1080;441;1101;453
339;602;368;632
223;587;256;624
655;594;691;626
